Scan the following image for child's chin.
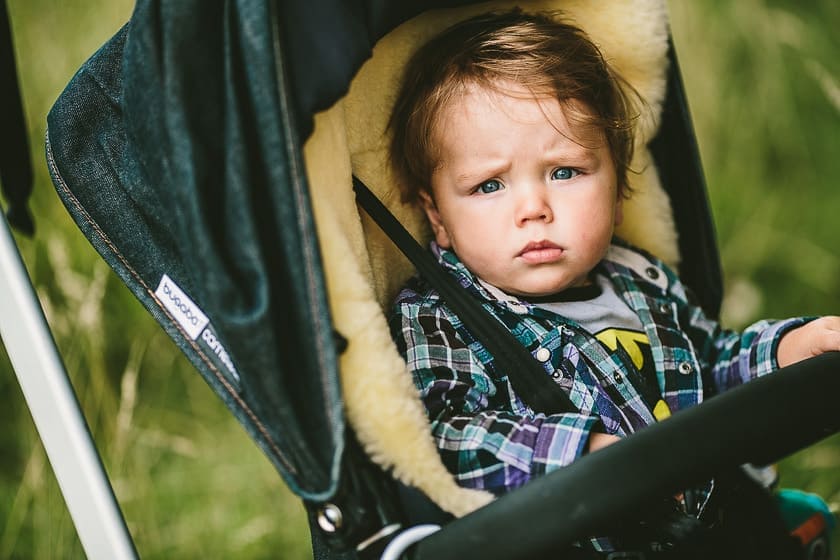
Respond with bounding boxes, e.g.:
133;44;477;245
508;280;574;298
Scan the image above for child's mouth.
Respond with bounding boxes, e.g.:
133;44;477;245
518;241;564;264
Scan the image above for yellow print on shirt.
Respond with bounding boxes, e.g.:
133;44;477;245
595;328;671;420
595;328;650;371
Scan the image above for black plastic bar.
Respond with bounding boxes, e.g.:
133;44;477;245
411;352;840;560
0;0;34;234
650;41;722;318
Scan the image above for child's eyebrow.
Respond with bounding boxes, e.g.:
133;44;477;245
454;162;509;184
454;148;603;182
544;145;603;165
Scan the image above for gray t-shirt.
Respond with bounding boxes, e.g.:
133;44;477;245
525;272;665;418
531;272;643;337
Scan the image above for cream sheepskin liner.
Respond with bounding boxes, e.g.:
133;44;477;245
304;0;676;517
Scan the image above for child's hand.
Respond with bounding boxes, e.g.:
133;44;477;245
587;432;621;453
776;316;840;368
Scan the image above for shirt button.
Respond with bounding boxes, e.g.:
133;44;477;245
678;361;693;375
659;302;671;314
613;372;624;384
535;347;551;362
645;267;660;280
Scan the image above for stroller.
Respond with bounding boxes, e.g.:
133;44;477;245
1;0;838;558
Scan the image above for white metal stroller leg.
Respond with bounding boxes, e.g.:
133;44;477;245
0;214;137;560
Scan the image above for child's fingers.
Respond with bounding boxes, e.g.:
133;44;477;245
777;316;840;367
812;316;840;354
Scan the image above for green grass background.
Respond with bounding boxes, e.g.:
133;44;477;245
1;1;838;558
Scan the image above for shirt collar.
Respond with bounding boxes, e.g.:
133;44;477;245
432;242;504;303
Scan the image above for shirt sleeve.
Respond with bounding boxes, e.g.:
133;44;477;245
391;295;601;495
662;264;811;393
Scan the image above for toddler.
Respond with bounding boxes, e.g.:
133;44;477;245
388;9;839;556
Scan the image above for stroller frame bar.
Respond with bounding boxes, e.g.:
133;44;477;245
0;213;137;560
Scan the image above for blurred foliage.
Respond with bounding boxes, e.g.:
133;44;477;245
1;0;838;559
670;0;840;548
669;0;840;325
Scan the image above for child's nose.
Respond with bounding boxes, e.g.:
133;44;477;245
515;185;553;226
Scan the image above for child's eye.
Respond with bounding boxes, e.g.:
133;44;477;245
551;167;580;181
476;179;504;194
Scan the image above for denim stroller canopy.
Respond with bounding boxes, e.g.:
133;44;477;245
45;0;795;554
47;0;351;501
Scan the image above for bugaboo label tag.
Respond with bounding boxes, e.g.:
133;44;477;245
155;274;210;340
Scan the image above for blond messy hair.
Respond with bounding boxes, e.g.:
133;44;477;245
389;9;639;204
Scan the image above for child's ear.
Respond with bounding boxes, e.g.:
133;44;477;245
420;191;452;249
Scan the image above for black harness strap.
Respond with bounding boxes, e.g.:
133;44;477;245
353;176;576;415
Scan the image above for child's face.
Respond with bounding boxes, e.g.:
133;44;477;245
422;83;622;297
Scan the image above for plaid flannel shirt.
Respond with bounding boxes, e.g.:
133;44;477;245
390;241;807;496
